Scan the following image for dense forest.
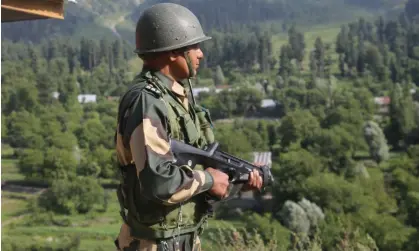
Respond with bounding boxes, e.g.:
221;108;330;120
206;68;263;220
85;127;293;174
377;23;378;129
130;0;404;31
1;0;419;250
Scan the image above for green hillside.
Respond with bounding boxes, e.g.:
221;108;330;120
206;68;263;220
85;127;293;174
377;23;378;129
2;0;419;251
1;0;406;45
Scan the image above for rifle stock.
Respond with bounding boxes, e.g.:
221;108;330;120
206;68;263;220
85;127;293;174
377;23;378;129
170;139;274;201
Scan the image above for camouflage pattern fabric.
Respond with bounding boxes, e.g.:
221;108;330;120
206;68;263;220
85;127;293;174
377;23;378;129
115;69;213;204
116;223;202;251
114;68;213;250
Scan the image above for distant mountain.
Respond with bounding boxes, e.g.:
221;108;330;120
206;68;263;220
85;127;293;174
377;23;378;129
1;0;407;45
128;0;405;31
1;2;116;44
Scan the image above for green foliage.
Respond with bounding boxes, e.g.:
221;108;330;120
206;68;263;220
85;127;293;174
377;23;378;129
363;120;390;163
38;176;104;215
78;146;117;178
1;235;81;251
304;127;357;173
318;211;379;251
206;226;279;251
243;213;291;249
363;213;416;251
278;110;320;150
200;87;264;119
278;201;311;234
404;230;419;251
213;65;226;86
214;124;254;160
17;149;45;179
273;148;322;202
6;110;44;149
206;214;289;250
3;3;419;251
406;192;419;228
387;83;417;149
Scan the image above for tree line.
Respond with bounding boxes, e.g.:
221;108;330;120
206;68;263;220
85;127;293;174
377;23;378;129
1;2;419;250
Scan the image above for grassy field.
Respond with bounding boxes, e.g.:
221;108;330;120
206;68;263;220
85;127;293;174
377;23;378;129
1;188;244;250
1;159;23;182
271;24;341;75
0;141;241;250
1;144;24;182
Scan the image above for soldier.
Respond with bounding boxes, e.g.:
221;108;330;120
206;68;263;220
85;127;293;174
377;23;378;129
114;3;263;251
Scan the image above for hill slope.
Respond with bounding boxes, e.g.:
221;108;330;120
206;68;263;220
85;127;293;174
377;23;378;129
0;0;407;45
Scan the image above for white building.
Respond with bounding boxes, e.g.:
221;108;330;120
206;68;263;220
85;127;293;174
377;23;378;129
192;87;211;97
261;99;276;108
78;94;97;104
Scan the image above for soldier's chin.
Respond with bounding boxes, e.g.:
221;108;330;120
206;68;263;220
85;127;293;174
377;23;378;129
189;69;198;78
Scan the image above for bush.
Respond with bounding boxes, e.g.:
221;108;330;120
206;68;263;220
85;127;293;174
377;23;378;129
278;201;311;234
205;225;279;251
243;213;291;249
1;236;80;251
38;176;104;214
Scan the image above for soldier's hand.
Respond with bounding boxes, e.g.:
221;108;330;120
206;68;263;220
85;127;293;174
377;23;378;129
206;167;229;199
241;164;263;192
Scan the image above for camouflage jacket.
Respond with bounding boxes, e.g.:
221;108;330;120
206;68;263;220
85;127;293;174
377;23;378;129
115;67;215;248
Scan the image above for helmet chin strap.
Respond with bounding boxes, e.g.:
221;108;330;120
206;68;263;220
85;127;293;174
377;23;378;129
184;51;197;106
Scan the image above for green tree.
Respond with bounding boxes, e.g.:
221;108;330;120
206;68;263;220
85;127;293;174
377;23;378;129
279;44;293;77
273;149;323;204
288;25;306;70
363;121;389;163
313;37;326;77
7;110;44;149
213;65;226;86
278;200;310;234
303;127;357;173
38;176;104;214
278;110;320;150
387;83;416;149
18;149;45;180
42;147;78;181
75;117;108;150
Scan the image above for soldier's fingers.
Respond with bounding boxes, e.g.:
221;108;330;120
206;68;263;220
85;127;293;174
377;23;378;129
249;172;255;187
254;170;261;189
252;171;257;187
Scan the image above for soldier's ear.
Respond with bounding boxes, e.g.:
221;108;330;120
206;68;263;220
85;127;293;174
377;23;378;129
168;50;181;62
169;48;188;62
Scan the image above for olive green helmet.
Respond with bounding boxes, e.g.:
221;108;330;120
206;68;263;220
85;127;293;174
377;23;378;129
135;3;211;55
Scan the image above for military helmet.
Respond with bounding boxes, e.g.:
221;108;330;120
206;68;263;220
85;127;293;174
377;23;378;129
135;3;211;55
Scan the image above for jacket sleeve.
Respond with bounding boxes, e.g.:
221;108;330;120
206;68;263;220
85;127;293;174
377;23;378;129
127;92;214;206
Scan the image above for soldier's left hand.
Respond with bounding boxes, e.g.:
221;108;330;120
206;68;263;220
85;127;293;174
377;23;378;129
241;163;263;192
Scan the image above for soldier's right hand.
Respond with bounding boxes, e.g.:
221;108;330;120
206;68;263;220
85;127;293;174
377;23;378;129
206;168;229;199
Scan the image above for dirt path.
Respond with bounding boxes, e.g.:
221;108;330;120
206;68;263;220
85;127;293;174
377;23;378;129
2;183;46;194
2;214;29;227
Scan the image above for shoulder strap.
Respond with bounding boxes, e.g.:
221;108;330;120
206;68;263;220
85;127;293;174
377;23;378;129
160;96;182;141
116;77;166;149
142;72;186;142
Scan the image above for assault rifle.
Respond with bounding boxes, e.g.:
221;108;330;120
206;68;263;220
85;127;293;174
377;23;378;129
170;139;275;202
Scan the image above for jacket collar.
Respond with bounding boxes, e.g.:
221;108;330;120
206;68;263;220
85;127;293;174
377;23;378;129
142;67;187;97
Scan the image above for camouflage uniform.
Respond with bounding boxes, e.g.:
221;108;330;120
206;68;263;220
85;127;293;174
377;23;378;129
114;4;216;250
114;66;216;250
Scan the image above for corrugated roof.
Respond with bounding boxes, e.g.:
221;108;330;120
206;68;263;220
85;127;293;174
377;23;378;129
252;152;272;168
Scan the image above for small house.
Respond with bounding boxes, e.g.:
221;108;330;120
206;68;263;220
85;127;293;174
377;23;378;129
78;94;97;104
374;96;390;114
